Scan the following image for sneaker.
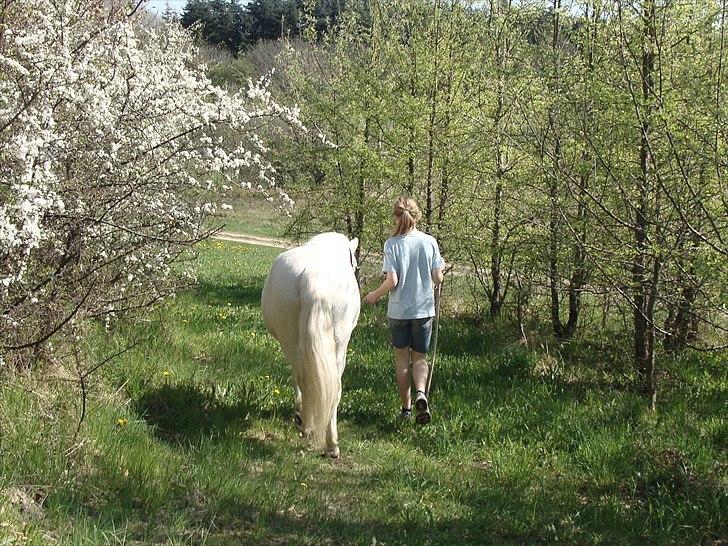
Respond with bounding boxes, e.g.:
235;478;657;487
416;410;431;425
399;407;412;420
414;390;429;413
414;391;431;425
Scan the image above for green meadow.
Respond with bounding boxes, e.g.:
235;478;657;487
211;192;288;239
0;240;725;544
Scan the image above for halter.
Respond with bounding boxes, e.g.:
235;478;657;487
349;247;358;271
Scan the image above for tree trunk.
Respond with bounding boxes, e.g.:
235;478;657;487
407;125;416;195
633;0;658;408
488;0;509;318
437;41;453;237
349;116;370;284
562;0;599;340
490;178;503;317
547;0;575;340
424;0;442;227
548;159;563;338
665;232;700;351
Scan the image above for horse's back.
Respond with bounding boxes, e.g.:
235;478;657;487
262;247;307;309
261;237;359;347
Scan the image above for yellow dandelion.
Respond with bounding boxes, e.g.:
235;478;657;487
116;418;128;427
273;389;280;395
300;482;308;488
162;370;172;378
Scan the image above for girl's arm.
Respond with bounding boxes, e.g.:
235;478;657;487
363;271;398;304
432;267;444;285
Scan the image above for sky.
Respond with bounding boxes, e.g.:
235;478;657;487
143;0;186;16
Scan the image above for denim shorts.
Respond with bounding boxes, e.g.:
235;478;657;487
388;317;434;353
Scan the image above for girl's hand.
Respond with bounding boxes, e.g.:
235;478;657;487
363;291;379;305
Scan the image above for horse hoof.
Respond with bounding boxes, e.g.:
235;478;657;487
326;447;340;459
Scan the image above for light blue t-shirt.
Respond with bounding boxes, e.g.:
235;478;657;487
383;229;444;320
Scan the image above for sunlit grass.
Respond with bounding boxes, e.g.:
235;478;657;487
207;190;289;238
0;240;725;544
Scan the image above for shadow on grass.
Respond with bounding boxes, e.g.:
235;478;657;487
205;487;531;545
203;479;574;545
195;438;727;546
134;383;267;448
194;276;267;308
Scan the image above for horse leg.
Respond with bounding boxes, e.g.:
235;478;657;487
275;327;303;436
293;382;304;435
325;341;349;458
325;384;341;458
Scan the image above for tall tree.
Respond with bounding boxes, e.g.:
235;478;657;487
243;0;298;44
181;0;247;54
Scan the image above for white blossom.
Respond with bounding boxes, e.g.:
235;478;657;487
0;0;299;356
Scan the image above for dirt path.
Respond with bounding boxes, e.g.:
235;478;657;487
213;230;466;278
212;231;291;249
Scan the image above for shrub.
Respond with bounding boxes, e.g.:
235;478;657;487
0;0;298;366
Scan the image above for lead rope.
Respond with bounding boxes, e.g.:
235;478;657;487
425;281;442;399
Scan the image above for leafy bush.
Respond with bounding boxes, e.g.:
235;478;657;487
0;0;298;366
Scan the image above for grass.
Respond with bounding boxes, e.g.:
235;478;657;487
208;190;289;238
0;239;726;544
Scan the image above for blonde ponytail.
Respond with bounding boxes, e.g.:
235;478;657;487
392;197;422;236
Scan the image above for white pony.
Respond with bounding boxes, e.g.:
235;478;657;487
261;233;360;458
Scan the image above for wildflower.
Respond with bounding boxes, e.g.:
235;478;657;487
273;389;280;395
116;418;128;427
162;370;172;378
300;482;308;488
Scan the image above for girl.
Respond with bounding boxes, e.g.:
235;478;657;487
364;197;444;424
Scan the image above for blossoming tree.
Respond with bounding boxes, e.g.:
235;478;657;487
0;0;299;364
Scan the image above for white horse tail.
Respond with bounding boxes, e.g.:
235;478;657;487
296;274;339;449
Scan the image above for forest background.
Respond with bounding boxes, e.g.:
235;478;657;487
180;0;728;405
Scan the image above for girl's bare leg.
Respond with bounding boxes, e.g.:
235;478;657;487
394;347;412;408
